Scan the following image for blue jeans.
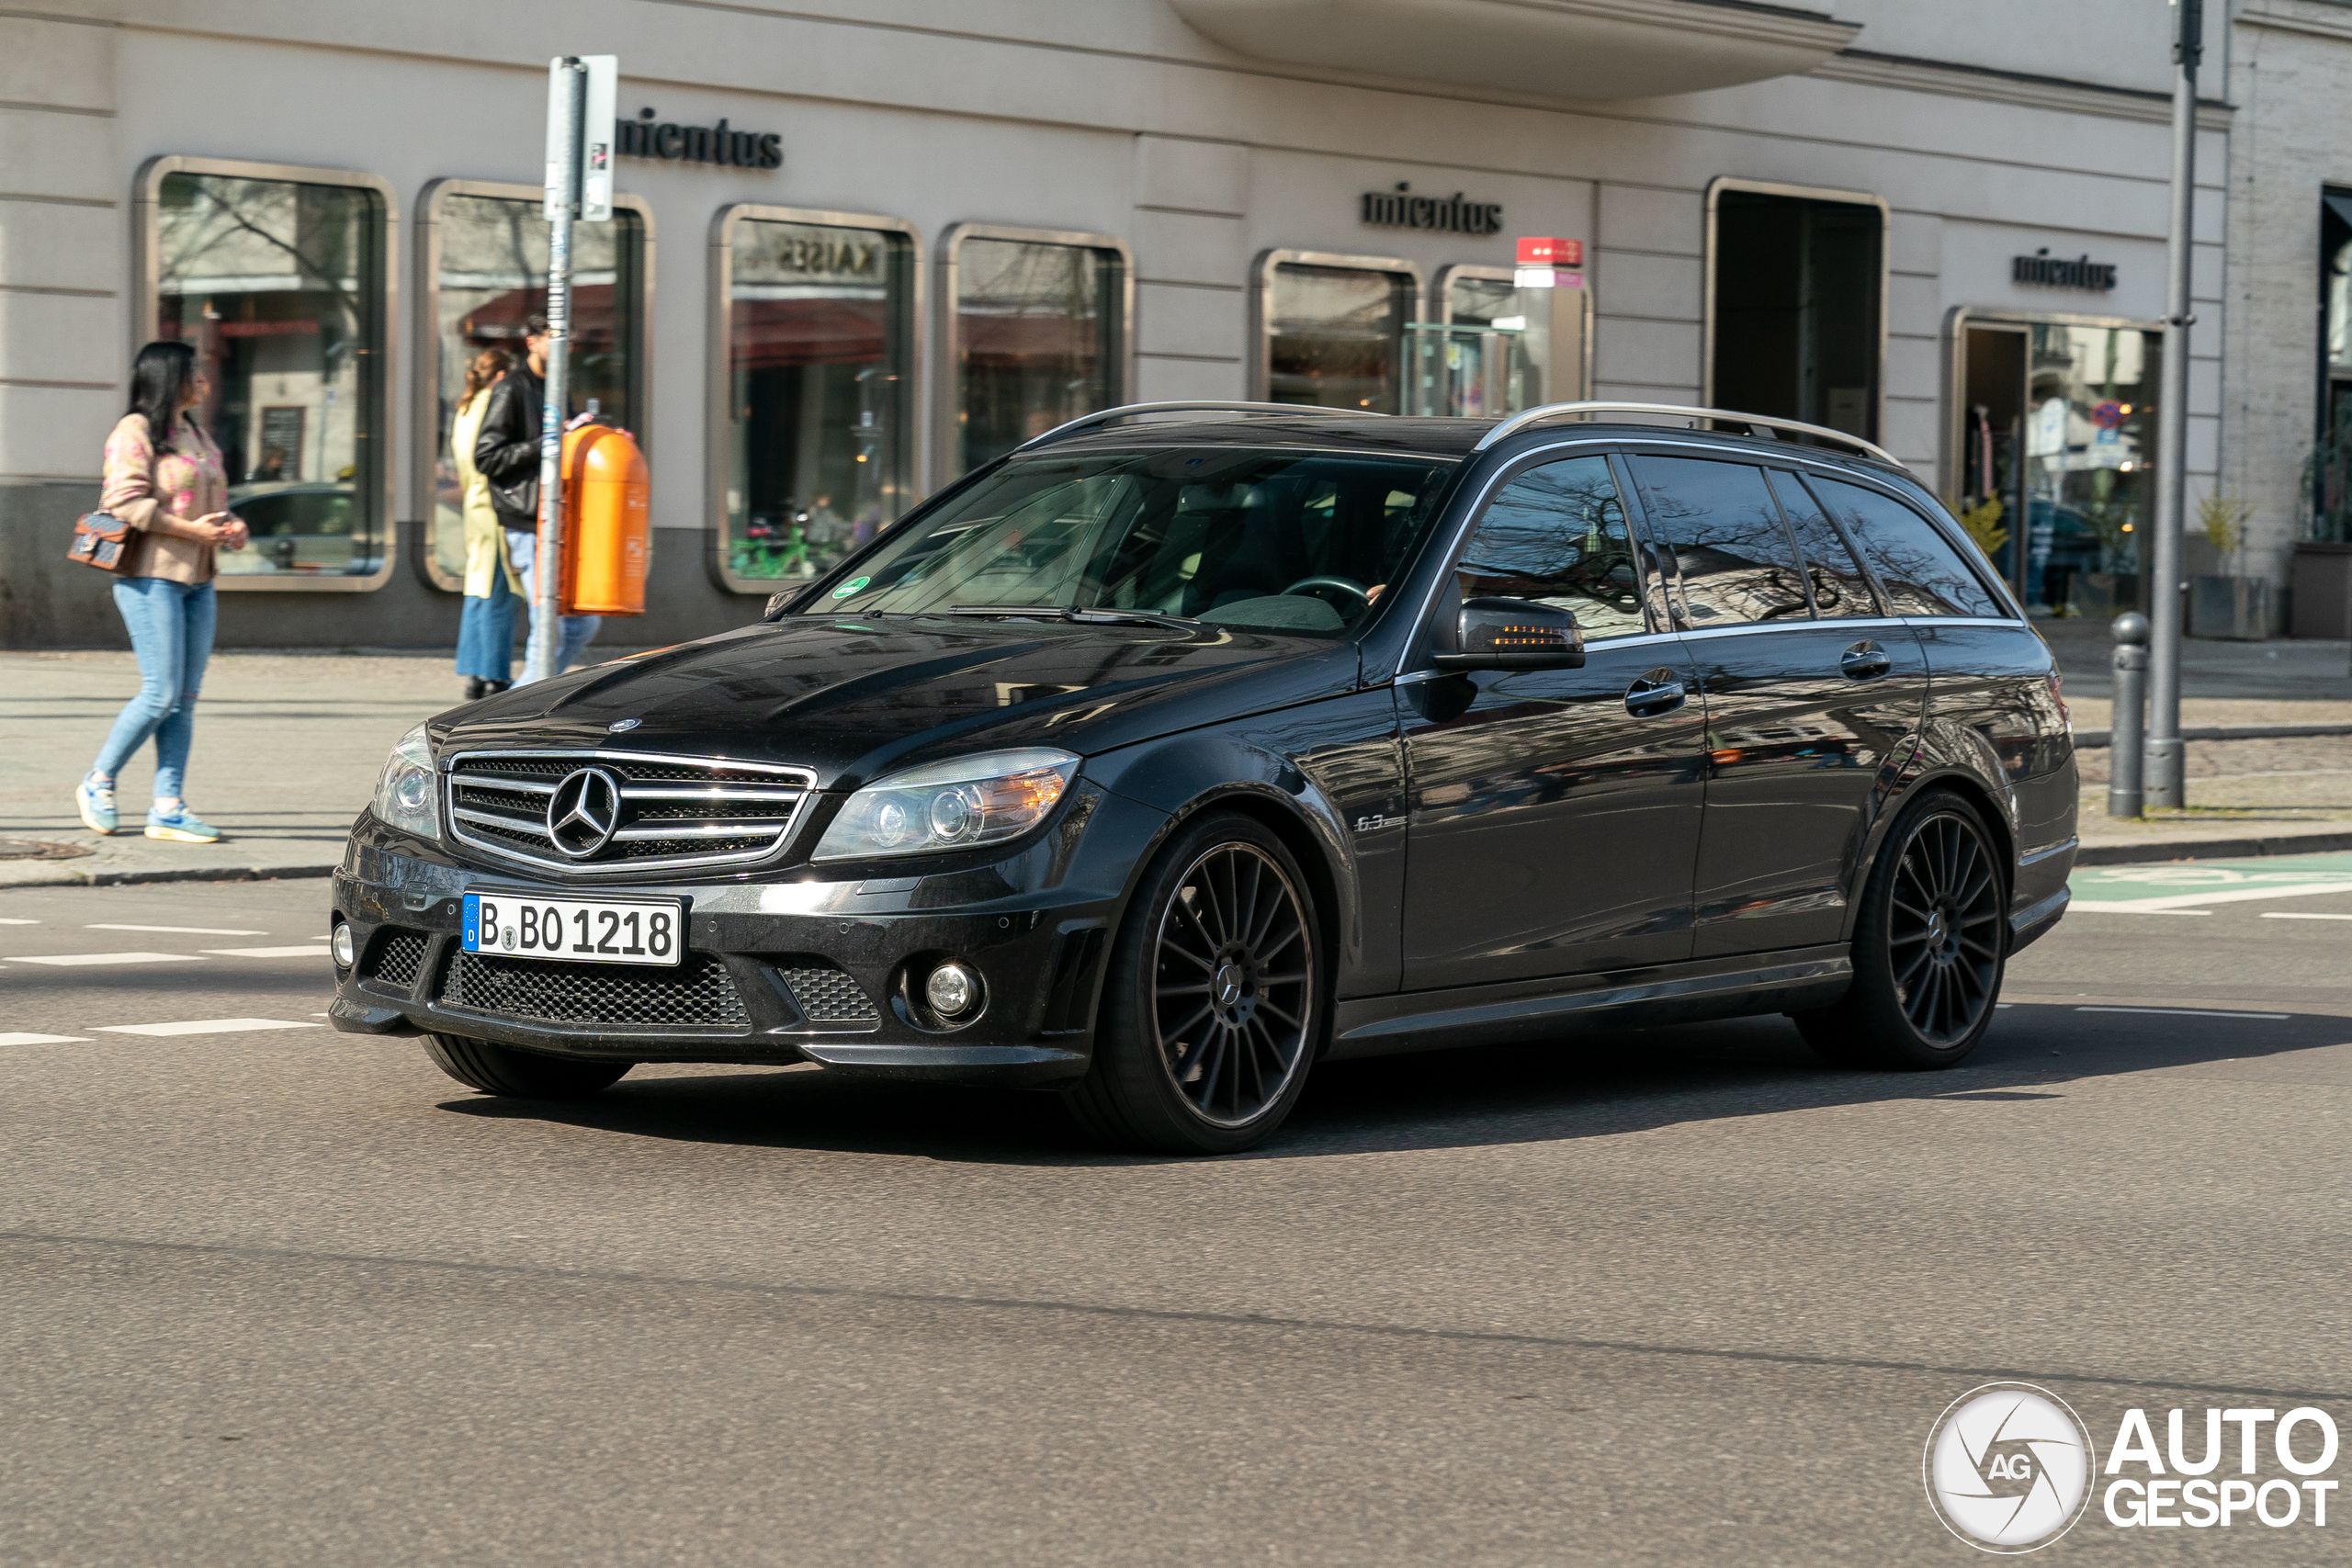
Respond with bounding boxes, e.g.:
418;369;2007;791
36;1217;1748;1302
94;577;217;800
505;529;601;682
454;558;517;682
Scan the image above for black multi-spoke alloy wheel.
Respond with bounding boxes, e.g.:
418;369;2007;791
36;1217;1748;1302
1794;789;2007;1070
1065;813;1323;1154
422;1032;633;1099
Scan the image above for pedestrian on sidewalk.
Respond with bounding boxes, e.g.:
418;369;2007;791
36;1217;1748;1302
450;344;521;700
74;340;249;843
473;314;600;682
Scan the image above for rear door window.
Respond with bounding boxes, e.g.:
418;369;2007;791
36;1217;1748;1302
1769;470;1881;618
1807;477;2005;618
1453;454;1648;641
1624;456;1811;626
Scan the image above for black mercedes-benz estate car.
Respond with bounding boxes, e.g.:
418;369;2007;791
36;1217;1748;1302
332;400;2077;1153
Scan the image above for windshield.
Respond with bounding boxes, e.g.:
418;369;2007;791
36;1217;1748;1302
809;447;1458;636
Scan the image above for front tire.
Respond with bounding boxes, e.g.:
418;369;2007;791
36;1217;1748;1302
422;1032;633;1099
1064;813;1324;1155
1795;789;2007;1070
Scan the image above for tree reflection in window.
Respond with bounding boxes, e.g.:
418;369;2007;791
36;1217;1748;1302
1454;455;1647;640
1808;477;2004;617
1627;457;1811;625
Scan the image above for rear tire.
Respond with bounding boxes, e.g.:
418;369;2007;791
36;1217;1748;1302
1063;812;1324;1155
1794;788;2007;1070
422;1032;632;1099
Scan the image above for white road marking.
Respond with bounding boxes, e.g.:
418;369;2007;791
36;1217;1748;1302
87;923;266;936
199;945;332;959
2076;1006;2290;1021
6;952;207;966
93;1019;322;1037
2262;911;2352;921
0;1032;88;1046
2065;906;2211;915
0;919;40;926
2069;882;2352;913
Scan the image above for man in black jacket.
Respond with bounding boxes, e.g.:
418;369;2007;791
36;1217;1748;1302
474;314;601;681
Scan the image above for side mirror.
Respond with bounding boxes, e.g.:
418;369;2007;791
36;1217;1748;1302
1432;597;1585;671
763;591;794;622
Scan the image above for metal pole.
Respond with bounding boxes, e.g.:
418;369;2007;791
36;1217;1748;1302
2108;612;2149;818
529;60;584;684
2146;0;2201;807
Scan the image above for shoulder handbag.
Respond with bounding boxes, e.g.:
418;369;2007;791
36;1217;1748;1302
67;510;135;572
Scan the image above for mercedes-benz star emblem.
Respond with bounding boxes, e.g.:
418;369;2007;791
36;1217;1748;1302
546;767;623;857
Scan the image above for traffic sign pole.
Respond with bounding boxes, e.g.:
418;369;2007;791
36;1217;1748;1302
2147;0;2201;807
529;59;584;686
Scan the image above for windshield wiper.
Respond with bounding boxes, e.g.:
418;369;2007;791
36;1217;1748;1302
931;604;1197;631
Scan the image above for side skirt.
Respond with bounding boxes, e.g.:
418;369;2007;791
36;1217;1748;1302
1327;946;1852;1061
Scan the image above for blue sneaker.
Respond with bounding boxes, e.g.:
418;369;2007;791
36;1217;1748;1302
75;773;117;835
145;803;221;844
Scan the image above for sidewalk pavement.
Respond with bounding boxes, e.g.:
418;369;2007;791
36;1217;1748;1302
6;645;2352;886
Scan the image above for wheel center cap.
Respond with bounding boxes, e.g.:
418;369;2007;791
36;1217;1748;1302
1214;962;1245;1008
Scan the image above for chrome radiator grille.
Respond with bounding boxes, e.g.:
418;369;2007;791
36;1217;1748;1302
446;750;815;875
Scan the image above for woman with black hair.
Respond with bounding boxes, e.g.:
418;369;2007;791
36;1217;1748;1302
74;340;248;843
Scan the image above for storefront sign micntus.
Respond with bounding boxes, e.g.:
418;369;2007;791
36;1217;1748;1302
1362;183;1503;237
2013;247;2117;291
618;107;782;170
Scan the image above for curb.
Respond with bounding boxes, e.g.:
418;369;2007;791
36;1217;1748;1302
2075;830;2352;866
0;862;339;889
2073;721;2352;750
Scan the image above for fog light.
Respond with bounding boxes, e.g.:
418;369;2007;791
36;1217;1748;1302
331;922;356;968
924;961;979;1018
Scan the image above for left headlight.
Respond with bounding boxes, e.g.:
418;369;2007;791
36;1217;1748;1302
371;722;441;841
814;747;1078;863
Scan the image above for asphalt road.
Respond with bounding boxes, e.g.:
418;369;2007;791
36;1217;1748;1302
5;865;2352;1565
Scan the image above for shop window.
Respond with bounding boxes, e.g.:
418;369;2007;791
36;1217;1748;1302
1256;251;1419;412
1707;181;1885;442
944;225;1130;477
2315;191;2352;542
718;208;919;592
141;160;392;588
419;182;649;591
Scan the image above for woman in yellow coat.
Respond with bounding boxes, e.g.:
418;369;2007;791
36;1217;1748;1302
450;346;522;699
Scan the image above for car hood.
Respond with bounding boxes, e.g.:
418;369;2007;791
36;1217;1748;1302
431;615;1362;789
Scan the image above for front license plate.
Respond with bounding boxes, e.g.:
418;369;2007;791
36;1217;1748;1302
463;892;684;967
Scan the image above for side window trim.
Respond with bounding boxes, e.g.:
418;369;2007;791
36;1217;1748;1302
1616;448;1820;633
1768;467;1888;618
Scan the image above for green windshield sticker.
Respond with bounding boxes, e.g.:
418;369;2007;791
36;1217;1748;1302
831;576;871;600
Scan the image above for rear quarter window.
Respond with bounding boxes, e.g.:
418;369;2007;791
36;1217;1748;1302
1808;477;2006;618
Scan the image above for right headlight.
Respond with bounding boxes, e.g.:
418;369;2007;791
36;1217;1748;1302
814;747;1078;862
371;722;441;840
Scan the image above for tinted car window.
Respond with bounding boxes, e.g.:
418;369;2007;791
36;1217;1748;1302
1453;454;1646;641
1809;477;2005;618
1768;469;1880;618
1626;456;1810;626
821;448;1455;636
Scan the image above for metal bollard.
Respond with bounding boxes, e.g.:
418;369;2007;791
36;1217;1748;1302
2108;612;2149;818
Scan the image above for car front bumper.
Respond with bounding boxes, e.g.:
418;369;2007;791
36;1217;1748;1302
328;788;1164;1086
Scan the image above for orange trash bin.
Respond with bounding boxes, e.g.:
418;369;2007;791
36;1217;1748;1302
559;423;650;616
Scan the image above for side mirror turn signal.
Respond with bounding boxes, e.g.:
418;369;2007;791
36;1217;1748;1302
1432;597;1586;671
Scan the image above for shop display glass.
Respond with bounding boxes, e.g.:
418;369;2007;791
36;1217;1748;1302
724;216;916;586
952;237;1123;475
426;193;644;587
154;171;386;579
1268;263;1414;412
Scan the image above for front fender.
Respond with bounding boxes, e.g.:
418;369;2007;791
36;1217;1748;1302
1085;725;1380;998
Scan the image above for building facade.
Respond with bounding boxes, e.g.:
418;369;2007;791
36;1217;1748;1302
0;0;2247;649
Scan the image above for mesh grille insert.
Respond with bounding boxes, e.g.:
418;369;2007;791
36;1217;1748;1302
440;951;751;1030
366;928;428;989
776;964;881;1023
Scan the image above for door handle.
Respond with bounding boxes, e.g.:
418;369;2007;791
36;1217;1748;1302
1840;641;1892;681
1624;669;1687;717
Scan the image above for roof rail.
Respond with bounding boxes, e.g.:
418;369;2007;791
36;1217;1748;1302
1475;401;1902;468
1016;400;1366;453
